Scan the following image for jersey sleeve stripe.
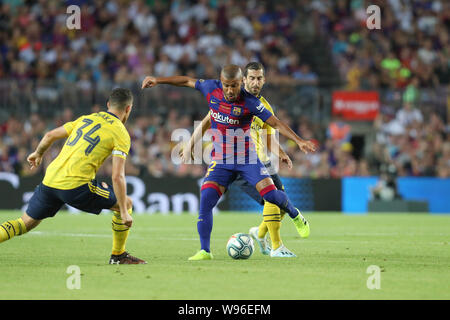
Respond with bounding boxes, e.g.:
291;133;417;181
112;150;127;158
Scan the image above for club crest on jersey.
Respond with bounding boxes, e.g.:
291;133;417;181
232;107;242;116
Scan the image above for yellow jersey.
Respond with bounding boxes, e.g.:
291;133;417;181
43;111;130;190
250;96;275;163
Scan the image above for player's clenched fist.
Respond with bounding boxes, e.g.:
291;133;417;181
27;151;43;169
297;140;317;154
141;76;158;89
121;211;133;228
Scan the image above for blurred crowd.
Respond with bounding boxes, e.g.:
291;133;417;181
0;0;316;88
370;102;450;178
311;0;450;90
0;0;449;179
305;0;450;178
2;101;449;179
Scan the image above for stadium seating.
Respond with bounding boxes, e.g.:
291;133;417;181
0;0;448;179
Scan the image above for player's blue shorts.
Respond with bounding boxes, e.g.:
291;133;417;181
26;180;117;220
234;161;285;205
203;159;271;191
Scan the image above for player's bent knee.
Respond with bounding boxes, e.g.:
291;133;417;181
20;213;41;232
256;177;275;191
201;181;225;196
259;184;277;200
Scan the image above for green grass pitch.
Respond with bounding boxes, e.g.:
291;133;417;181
0;210;449;300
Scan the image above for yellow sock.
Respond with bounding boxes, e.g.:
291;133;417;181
111;208;132;255
263;201;282;250
257;220;268;239
0;218;27;243
258;210;286;239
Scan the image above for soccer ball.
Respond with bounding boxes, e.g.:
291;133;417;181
226;233;254;260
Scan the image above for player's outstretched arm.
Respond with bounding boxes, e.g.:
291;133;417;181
265;115;316;154
180;113;211;162
27;126;69;169
111;156;132;227
141;75;197;89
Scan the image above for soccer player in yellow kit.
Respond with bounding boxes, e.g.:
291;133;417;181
0;88;146;264
180;62;310;257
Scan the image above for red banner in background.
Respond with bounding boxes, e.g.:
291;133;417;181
332;91;380;121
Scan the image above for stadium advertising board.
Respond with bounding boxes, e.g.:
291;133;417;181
342;177;450;214
0;173;204;214
3;173;449;214
332;91;380;121
226;178;342;212
0;173;342;213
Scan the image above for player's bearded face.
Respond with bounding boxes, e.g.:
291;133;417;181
244;69;265;96
221;77;242;102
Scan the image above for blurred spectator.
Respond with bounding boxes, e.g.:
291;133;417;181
370;166;401;201
327;115;352;145
396;102;423;128
402;77;421;105
293;64;319;85
154;53;177;77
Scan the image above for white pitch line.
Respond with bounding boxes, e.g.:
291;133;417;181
159;237;198;241
28;231;198;241
29;231;111;238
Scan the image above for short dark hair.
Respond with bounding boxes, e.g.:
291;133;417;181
108;88;133;110
244;62;265;77
220;64;243;80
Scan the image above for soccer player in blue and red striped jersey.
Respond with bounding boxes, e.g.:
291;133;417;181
182;62;308;258
142;65;316;260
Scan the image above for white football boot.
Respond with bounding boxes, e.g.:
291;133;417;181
270;245;297;258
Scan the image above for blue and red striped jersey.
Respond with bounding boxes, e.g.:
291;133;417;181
195;79;273;164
